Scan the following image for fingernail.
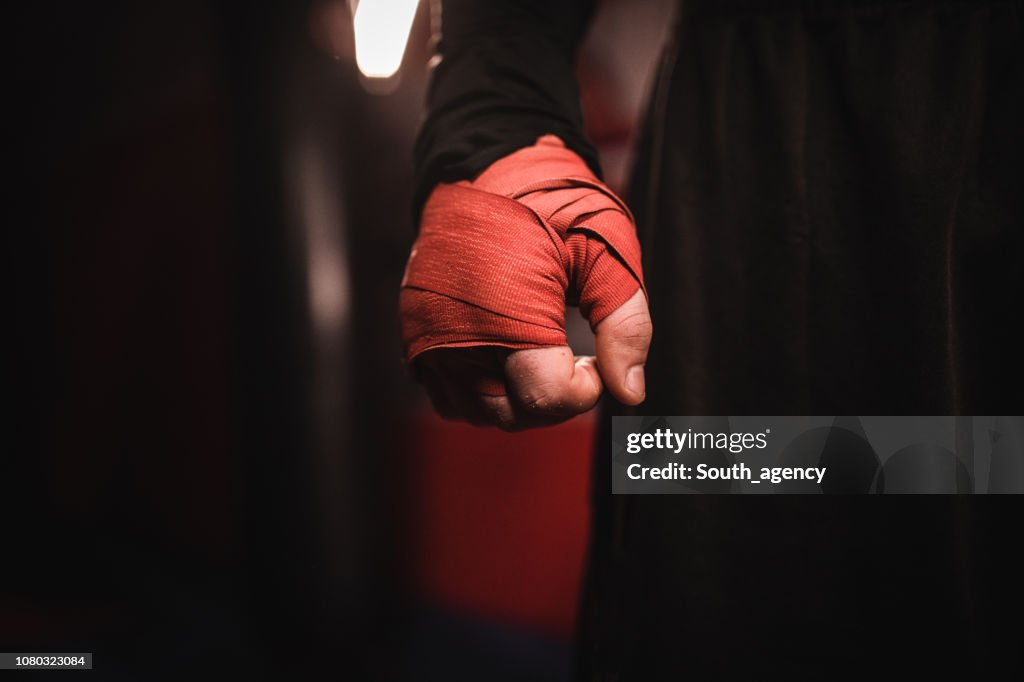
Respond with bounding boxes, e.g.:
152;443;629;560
626;365;645;398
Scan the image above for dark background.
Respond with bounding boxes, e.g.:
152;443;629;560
6;1;671;679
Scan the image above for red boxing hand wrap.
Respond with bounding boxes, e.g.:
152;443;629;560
400;135;645;362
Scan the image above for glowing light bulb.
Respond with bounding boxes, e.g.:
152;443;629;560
353;0;420;79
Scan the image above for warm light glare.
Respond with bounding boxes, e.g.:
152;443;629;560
353;0;420;79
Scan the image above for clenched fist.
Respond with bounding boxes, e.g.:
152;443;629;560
400;135;651;430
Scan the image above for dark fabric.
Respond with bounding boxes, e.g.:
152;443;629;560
414;0;1024;679
580;1;1023;680
413;0;600;214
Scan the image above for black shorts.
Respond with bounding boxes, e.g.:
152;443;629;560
581;2;1024;679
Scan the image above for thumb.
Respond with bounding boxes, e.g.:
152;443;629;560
594;289;652;405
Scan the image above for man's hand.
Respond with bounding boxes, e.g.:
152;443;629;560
400;136;651;430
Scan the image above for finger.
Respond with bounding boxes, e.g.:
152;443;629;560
430;363;507;428
418;347;599;428
423;373;461;420
443;379;501;427
501;408;577;432
419;349;516;427
505;347;603;416
414;356;463;420
594;289;652;405
448;381;573;431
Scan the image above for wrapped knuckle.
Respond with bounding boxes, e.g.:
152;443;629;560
401;140;631;366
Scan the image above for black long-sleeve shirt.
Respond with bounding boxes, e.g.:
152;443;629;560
413;0;600;212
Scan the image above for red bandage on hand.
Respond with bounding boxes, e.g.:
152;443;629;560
400;135;645;363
